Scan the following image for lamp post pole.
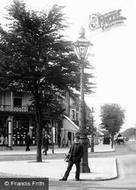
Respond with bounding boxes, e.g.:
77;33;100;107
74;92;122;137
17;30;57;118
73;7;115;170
74;27;93;173
80;58;90;173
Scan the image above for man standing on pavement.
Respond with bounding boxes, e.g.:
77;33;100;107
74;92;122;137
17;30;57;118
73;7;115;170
59;134;83;181
25;132;31;151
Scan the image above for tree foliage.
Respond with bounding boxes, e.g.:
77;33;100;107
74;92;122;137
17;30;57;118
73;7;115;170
101;103;125;135
0;0;93;94
100;103;125;147
0;0;94;161
0;1;81;118
0;2;77;90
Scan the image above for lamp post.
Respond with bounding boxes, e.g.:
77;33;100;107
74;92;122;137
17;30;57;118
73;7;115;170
74;27;93;173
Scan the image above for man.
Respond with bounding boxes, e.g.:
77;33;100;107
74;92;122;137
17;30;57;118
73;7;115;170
42;131;49;155
60;134;83;181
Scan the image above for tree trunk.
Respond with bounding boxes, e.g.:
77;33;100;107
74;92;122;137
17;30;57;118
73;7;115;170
36;120;42;162
91;133;94;152
35;104;43;162
111;135;114;148
51;120;54;154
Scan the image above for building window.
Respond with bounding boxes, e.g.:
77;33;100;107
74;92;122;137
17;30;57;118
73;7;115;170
76;112;79;121
72;110;75;120
13;93;22;107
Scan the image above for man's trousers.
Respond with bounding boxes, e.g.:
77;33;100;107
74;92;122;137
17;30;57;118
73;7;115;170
63;160;80;180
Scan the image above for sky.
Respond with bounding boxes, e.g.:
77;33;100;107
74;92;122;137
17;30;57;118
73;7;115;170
0;0;136;131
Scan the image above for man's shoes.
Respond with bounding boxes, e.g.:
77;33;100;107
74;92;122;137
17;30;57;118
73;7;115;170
75;178;80;181
59;178;67;181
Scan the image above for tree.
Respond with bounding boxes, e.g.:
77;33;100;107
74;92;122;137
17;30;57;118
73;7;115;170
0;1;93;161
100;103;125;148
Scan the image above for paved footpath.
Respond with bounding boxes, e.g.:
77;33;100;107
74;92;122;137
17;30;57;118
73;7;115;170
0;144;117;181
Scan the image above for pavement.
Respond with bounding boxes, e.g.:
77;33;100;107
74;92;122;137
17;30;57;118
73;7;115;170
0;144;117;181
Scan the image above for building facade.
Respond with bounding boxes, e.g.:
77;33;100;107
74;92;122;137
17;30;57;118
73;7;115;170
0;90;80;148
0;88;100;148
60;92;79;147
0;90;36;147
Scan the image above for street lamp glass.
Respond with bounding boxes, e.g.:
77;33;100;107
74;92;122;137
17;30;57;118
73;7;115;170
74;40;91;60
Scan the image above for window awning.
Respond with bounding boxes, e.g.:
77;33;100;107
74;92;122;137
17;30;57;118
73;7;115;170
63;115;79;132
96;128;104;136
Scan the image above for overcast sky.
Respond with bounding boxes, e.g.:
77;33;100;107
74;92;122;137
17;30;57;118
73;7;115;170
0;0;136;131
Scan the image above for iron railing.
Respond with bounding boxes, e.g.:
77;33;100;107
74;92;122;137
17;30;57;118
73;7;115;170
0;105;34;113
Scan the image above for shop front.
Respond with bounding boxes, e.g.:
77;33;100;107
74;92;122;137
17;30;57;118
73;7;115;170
61;115;79;147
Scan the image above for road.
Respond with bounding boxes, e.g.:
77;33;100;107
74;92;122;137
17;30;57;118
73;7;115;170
49;141;136;190
0;142;136;190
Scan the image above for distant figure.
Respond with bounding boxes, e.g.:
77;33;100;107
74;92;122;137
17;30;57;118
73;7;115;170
62;138;66;147
103;135;110;144
25;132;31;151
0;135;4;145
4;136;8;147
116;133;125;145
42;132;49;155
59;134;83;181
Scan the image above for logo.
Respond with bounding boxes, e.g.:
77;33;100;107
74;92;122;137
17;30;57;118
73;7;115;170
89;9;126;31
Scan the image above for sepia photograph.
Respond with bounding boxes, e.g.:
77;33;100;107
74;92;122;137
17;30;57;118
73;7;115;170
0;0;135;189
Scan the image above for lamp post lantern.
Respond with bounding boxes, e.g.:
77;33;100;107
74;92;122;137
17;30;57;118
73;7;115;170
74;27;93;173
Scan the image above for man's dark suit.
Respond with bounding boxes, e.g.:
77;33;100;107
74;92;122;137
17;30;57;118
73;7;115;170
63;142;83;180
